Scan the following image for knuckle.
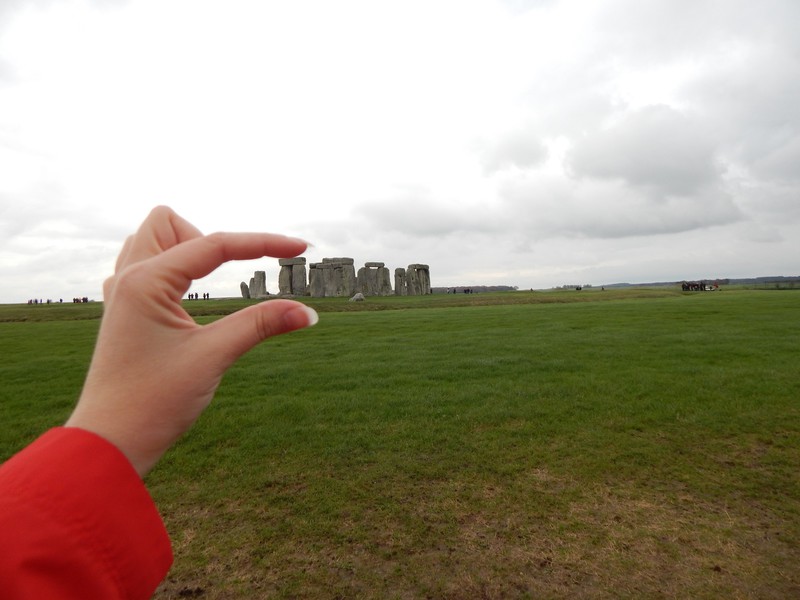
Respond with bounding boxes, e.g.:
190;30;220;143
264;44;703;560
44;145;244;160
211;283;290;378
203;232;228;261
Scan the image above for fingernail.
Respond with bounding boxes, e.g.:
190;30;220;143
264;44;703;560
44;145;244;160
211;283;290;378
287;236;314;248
301;305;319;327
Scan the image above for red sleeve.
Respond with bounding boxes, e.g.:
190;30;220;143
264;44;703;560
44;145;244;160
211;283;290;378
0;427;173;600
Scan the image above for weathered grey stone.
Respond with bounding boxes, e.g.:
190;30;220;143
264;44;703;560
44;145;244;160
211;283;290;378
292;263;307;296
309;263;325;298
323;257;354;265
394;268;407;296
309;258;357;298
356;266;370;295
278;265;293;295
240;282;251;298
378;266;392;295
349;292;365;302
277;258;307;295
340;262;356;296
407;267;421;296
356;263;393;296
250;271;267;298
278;257;307;266
406;264;431;295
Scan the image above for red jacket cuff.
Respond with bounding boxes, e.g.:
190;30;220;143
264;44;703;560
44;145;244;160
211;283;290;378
0;427;173;599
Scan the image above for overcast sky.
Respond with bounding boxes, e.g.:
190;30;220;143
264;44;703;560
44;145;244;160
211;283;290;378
1;0;798;302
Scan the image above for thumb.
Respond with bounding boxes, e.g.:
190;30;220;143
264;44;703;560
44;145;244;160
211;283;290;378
201;300;319;369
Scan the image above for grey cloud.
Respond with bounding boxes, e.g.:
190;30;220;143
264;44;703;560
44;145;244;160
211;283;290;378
751;136;800;183
357;189;505;239
0;190;57;246
478;130;548;173
596;0;800;65
0;183;127;252
686;50;800;183
498;174;742;239
567;105;721;195
594;0;800;188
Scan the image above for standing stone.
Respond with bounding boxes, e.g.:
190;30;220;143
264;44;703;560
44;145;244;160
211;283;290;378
309;258;356;297
292;262;307;296
356;266;372;296
417;264;431;295
278;265;293;295
323;263;338;297
406;267;419;296
340;261;356;296
278;257;307;295
323;258;356;297
406;264;431;295
378;266;392;295
394;268;407;296
309;263;325;297
357;262;392;296
250;271;267;299
240;282;251;298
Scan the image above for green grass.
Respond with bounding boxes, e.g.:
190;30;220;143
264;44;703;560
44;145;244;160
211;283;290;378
1;289;799;598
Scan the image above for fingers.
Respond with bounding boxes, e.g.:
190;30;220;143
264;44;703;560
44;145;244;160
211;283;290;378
148;231;308;287
202;300;319;367
116;206;204;272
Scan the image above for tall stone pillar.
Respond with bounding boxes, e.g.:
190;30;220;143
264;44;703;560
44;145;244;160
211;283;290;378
278;258;307;296
309;263;325;297
249;270;267;299
278;264;292;295
292;262;307;296
394;268;407;296
356;266;368;295
309;258;356;297
406;264;431;295
356;262;393;296
378;265;392;295
322;258;356;297
323;262;338;297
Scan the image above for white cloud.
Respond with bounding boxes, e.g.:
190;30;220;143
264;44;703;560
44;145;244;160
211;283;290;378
567;105;721;195
0;0;798;302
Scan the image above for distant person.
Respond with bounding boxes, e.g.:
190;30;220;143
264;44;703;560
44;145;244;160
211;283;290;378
0;206;319;599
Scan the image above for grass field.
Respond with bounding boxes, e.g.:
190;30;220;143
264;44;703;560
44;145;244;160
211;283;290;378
1;288;798;598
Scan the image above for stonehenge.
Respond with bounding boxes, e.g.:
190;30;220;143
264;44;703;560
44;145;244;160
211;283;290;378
279;258;307;296
356;262;393;297
309;258;357;298
394;268;408;296
241;259;430;298
394;264;431;296
251;271;267;299
240;271;267;299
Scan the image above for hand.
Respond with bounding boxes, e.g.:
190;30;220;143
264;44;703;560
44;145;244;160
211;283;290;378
65;206;318;476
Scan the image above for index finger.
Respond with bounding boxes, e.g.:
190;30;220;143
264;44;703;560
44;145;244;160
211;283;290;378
149;231;309;289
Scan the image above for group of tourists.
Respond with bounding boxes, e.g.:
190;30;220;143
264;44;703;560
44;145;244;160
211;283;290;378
26;297;90;304
186;292;210;300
